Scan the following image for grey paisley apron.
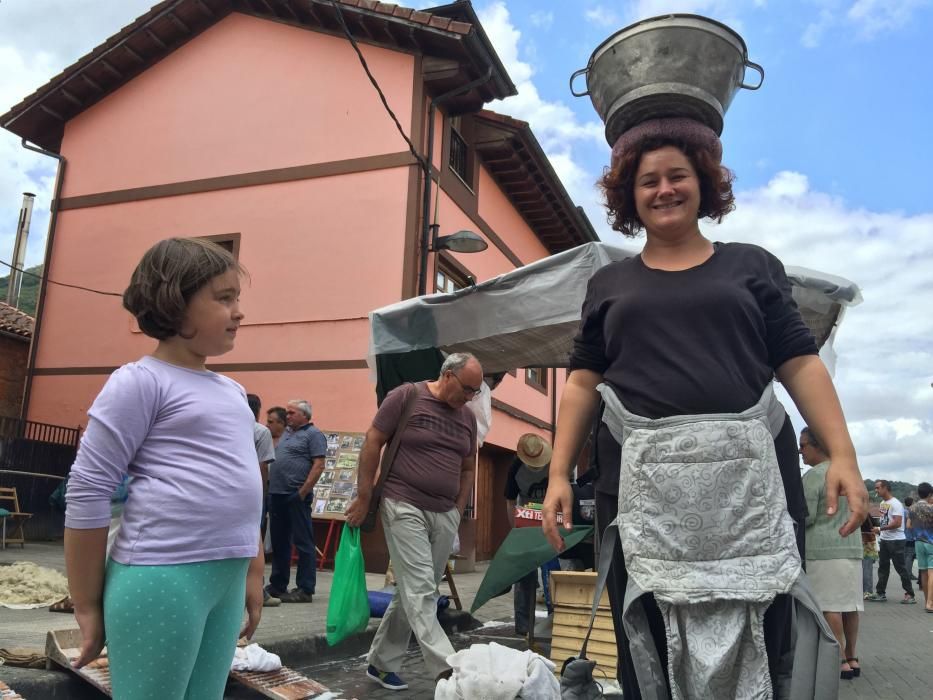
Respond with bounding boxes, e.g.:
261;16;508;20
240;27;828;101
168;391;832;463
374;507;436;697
569;384;840;700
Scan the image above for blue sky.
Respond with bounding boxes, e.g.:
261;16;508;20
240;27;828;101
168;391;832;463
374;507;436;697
1;0;931;483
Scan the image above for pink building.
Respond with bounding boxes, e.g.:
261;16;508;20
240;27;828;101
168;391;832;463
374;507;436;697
1;0;595;566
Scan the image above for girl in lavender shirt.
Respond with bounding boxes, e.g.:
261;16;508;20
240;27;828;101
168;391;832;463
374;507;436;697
65;238;263;699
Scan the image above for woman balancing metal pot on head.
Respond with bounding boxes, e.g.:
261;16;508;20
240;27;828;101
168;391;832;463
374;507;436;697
541;116;869;699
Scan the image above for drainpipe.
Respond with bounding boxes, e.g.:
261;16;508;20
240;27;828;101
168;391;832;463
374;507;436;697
19;139;67;422
550;367;557;438
417;68;492;297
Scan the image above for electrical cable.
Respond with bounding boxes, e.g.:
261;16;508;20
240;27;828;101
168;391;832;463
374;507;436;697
0;258;122;298
326;0;428;172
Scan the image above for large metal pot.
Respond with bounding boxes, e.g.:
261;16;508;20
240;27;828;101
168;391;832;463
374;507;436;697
570;14;764;144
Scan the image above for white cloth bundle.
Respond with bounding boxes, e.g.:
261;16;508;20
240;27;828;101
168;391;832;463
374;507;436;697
230;644;282;672
434;642;559;699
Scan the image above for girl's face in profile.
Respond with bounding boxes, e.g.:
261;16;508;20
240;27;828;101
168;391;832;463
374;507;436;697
633;145;701;238
177;268;243;359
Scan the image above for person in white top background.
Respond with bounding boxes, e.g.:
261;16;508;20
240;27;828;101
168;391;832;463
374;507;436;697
867;479;915;604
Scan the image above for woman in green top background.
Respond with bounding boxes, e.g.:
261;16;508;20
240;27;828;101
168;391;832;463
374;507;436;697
801;427;864;680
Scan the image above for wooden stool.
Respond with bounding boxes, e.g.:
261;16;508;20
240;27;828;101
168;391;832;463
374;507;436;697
443;560;462;610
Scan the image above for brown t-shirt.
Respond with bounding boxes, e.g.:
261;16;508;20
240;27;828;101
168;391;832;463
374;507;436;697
375;382;476;512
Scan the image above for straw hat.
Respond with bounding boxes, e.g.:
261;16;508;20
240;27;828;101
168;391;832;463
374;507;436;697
516;433;552;470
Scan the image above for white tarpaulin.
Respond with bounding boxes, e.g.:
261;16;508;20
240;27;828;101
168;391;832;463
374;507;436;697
368;242;862;376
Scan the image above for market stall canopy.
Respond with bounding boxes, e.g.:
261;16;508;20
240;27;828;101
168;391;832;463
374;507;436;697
368;242;862;385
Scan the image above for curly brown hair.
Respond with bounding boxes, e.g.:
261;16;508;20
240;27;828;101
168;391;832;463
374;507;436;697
123;237;243;340
600;137;736;237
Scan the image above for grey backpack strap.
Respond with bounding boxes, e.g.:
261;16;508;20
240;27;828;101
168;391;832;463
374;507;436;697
579;523;618;660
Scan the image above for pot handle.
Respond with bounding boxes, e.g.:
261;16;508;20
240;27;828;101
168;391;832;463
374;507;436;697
740;60;765;90
569;68;590;97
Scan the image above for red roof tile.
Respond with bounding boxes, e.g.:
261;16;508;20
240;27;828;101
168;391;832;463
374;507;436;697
0;301;34;339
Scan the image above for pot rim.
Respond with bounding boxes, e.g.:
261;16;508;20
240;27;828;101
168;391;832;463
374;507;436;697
586;13;749;68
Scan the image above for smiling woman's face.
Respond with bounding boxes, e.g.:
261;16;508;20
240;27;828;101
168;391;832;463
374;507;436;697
633;145;701;237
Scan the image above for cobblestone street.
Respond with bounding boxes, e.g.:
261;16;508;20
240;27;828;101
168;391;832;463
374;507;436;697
4;544;933;698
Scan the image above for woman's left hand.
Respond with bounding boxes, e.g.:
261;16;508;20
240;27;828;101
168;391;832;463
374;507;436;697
241;575;263;640
824;456;869;537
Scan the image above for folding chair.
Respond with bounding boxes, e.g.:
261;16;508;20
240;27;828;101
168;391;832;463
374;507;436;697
0;487;31;549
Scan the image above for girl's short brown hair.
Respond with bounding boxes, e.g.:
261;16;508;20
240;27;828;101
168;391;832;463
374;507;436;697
123;237;242;340
599;137;736;237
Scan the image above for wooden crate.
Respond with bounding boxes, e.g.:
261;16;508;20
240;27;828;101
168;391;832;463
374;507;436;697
549;570;610;608
548;571;617;682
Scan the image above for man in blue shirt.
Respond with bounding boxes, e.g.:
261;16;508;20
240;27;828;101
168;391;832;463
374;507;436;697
266;399;327;603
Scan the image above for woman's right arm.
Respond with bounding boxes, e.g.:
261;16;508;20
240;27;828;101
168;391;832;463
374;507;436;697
542;368;603;552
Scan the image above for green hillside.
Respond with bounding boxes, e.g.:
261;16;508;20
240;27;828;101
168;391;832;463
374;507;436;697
0;264;42;316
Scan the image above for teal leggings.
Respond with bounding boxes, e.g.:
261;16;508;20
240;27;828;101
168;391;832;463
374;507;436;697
103;558;249;700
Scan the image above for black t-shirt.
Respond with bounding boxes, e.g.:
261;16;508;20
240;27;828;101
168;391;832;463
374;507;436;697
504;457;549;504
570;242;817;519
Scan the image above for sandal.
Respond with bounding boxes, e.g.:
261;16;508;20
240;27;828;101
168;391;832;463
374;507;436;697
840;660;854;680
846;657;860;677
49;596;73;614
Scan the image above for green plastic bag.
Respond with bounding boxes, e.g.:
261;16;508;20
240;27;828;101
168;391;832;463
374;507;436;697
326;525;370;646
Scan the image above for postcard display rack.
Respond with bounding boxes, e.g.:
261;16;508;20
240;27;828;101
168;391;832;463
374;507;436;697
311;431;364;568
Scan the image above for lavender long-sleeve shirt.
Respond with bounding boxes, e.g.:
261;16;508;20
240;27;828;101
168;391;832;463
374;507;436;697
65;356;262;565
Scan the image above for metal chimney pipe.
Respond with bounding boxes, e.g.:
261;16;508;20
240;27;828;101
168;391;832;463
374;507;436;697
7;192;35;307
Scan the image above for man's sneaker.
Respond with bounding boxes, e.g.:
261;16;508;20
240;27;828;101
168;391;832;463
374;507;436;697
367;665;408;691
901;594;916;604
865;593;887;602
279;588;313;603
263;594;281;607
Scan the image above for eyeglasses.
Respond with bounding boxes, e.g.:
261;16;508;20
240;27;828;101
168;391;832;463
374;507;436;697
449;372;482;398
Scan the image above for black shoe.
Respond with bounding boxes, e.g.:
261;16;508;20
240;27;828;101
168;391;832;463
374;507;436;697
279;588;313;603
846;658;861;677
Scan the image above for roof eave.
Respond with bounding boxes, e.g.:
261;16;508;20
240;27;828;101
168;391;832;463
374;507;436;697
474;110;597;252
1;0;514;152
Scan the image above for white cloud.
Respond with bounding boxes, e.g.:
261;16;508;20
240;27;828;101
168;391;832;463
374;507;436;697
801;8;835;48
584;5;621;27
476;3;605;152
528;11;554;29
801;0;932;46
846;0;933;39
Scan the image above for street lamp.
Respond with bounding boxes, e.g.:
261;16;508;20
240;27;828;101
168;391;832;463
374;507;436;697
434;229;488;254
418;227;488;295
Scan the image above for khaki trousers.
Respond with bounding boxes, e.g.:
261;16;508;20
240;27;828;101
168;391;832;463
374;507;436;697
368;497;460;678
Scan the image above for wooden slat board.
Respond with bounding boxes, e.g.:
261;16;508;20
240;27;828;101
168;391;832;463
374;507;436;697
45;629;330;699
549;571;611;607
230;668;328;699
0;680;27;699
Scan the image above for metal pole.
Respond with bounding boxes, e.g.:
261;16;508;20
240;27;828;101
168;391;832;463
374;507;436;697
7;192;36;307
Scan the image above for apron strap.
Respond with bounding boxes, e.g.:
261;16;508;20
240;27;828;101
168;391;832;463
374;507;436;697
579;523;618;660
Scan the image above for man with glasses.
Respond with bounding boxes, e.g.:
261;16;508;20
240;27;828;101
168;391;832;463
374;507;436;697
346;353;481;690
